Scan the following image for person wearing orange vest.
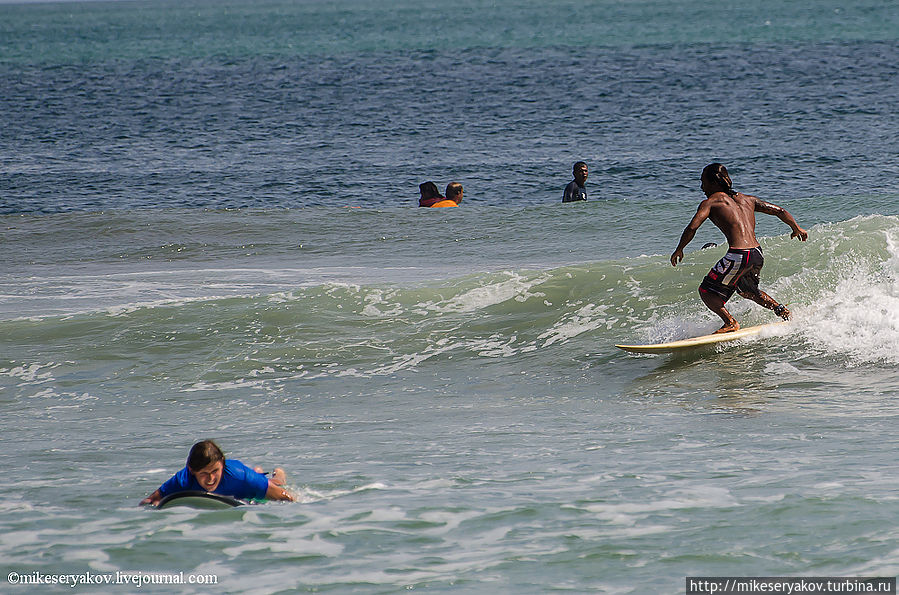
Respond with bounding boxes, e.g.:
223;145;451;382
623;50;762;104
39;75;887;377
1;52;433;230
431;182;463;208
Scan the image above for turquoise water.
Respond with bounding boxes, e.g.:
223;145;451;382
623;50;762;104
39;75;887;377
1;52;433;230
1;0;898;593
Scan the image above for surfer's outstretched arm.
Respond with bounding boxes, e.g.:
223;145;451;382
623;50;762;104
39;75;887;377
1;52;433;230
671;200;711;266
671;227;696;266
754;199;808;241
140;489;163;507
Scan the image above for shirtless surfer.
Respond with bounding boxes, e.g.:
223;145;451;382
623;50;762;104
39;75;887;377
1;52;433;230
670;163;808;333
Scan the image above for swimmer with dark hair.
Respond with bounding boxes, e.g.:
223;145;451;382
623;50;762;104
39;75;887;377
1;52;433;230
671;163;808;333
562;161;588;202
140;440;293;506
418;181;445;207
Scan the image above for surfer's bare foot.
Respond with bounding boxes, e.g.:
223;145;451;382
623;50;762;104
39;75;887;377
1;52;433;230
714;321;740;334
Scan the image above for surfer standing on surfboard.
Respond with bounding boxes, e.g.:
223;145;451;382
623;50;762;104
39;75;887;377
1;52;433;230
670;163;808;333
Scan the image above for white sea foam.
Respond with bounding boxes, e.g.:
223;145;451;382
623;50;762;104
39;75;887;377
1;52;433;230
437;272;549;313
799;226;899;364
538;303;611;347
577;486;739;521
223;533;344;558
360;287;405;317
764;361;802;375
294;482;389;504
0;361;60;384
182;378;273;392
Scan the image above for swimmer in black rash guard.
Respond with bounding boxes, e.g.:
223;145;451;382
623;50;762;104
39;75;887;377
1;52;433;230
562;162;588;202
670;163;808;333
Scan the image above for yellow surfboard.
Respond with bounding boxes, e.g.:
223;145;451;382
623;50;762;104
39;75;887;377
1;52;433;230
615;322;788;354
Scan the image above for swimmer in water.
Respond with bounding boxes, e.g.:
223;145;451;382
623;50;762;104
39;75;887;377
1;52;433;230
562;161;588;202
430;182;463;207
418;181;445;207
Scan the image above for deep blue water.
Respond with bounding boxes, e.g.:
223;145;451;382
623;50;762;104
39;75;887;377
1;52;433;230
2;1;899;213
2;1;898;593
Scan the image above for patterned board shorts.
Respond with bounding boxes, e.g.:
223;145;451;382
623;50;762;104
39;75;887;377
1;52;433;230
699;246;764;301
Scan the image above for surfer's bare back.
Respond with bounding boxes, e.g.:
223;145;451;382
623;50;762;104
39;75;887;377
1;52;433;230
670;163;808;333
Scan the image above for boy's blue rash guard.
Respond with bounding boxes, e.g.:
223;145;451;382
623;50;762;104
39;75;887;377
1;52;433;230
157;459;269;500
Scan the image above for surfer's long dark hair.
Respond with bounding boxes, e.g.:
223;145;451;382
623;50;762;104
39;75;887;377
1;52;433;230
702;163;737;197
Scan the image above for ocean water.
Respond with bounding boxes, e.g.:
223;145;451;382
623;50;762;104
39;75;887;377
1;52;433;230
1;0;898;593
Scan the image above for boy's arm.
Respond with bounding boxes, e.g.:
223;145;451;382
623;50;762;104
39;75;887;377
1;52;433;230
139;468;188;506
755;199;808;241
265;481;294;501
140;488;163;507
262;467;293;501
671;200;711;265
